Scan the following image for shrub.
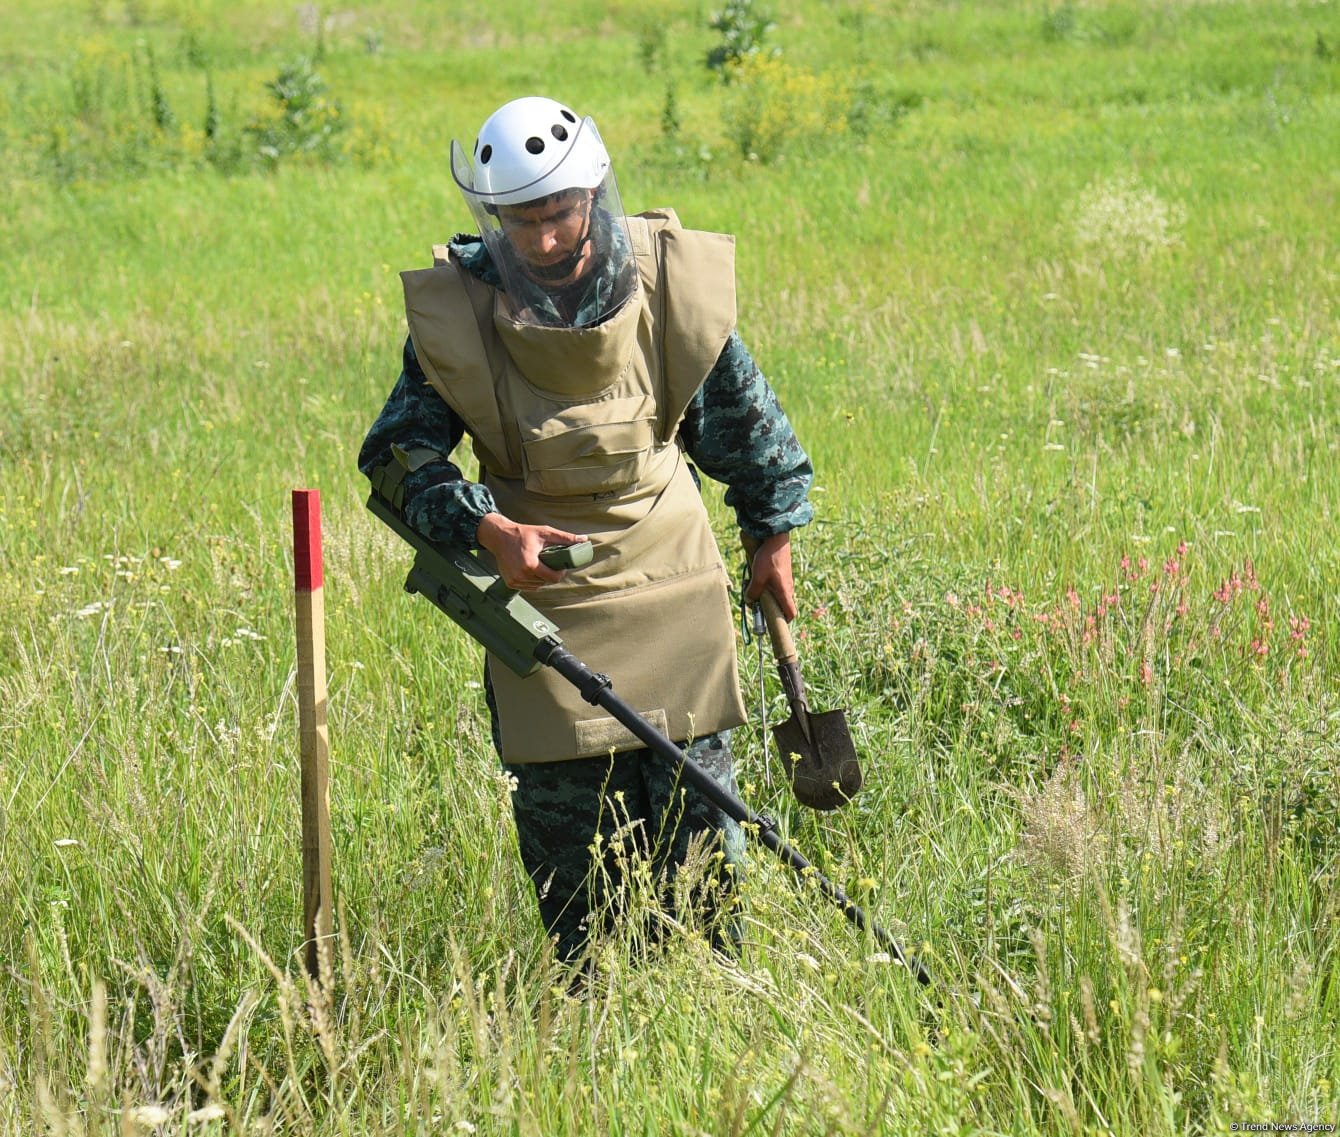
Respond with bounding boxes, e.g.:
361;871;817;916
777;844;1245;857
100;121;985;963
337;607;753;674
245;56;346;166
706;0;777;78
720;54;846;162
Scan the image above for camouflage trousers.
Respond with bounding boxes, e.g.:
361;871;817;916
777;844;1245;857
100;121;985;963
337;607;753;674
501;733;747;962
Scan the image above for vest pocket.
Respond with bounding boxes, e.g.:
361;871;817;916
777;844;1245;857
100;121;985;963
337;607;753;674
519;396;656;497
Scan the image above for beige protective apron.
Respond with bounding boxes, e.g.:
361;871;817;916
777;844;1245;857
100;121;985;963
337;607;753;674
401;210;748;762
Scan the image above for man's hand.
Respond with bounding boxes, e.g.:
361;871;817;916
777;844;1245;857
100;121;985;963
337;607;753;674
745;531;797;622
477;512;584;591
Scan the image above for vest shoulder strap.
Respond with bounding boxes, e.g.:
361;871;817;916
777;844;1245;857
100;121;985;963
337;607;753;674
400;260;514;474
626;210;737;441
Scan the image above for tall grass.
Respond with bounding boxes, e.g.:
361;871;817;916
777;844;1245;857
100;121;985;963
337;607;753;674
1;0;1336;1132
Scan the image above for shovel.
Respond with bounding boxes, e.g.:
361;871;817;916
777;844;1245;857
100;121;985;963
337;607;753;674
744;538;863;811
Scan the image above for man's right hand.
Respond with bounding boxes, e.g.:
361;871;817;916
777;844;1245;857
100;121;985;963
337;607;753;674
476;512;583;591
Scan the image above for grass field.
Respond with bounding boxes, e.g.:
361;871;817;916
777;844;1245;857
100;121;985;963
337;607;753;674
1;1;1337;1133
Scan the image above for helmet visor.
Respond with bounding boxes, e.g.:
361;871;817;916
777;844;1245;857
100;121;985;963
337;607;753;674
451;133;637;329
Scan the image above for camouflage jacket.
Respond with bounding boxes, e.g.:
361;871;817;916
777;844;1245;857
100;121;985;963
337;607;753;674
358;233;814;548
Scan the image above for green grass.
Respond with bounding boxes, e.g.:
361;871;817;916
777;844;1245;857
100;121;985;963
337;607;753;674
1;0;1337;1132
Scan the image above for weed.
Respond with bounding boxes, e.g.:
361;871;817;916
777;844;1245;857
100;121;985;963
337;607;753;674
246;56;347;167
706;0;778;78
720;54;847;162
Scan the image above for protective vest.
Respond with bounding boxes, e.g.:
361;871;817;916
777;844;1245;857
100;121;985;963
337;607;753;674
401;210;748;762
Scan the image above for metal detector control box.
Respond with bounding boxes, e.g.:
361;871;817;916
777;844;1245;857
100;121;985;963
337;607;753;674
366;492;561;678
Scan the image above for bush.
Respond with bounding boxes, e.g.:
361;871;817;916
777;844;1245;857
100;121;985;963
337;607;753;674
706;0;777;78
720;54;846;162
245;56;346;166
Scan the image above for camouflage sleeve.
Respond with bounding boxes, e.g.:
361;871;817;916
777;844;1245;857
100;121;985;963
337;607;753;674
357;336;498;548
679;331;814;539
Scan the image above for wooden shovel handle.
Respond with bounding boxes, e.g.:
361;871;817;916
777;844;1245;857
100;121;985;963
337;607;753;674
742;535;798;665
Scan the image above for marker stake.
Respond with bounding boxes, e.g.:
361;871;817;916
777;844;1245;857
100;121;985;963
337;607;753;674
293;489;334;982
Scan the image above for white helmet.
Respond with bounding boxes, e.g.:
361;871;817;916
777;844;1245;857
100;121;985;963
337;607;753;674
451;96;610;206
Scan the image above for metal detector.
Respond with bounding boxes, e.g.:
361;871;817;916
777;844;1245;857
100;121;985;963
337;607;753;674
367;487;932;987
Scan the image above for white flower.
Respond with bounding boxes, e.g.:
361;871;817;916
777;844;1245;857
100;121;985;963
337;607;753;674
128;1104;172;1127
1071;174;1186;257
188;1105;226;1124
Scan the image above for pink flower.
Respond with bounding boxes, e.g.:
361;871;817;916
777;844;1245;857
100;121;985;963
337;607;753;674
1139;660;1153;686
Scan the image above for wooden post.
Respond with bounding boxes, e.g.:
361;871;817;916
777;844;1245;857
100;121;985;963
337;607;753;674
293;489;334;982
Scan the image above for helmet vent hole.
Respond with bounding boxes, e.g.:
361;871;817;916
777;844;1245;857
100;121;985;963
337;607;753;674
551;124;568;142
525;136;545;155
560;109;577;123
479;144;492;164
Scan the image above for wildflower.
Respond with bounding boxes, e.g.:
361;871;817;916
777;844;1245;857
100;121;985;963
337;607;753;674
188;1105;226;1124
1139;660;1153;686
1071;174;1186;257
1250;639;1269;658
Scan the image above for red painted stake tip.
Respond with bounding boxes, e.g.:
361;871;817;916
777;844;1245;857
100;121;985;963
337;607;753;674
292;489;323;592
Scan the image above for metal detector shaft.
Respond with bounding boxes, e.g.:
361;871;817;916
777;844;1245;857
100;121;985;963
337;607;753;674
534;641;932;986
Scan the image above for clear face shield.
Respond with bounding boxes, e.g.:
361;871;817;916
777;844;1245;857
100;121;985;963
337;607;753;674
450;118;638;330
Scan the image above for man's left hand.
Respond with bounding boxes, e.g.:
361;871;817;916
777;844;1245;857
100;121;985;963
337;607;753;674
745;532;797;622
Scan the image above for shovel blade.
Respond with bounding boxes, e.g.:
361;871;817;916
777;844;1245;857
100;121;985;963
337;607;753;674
772;708;863;811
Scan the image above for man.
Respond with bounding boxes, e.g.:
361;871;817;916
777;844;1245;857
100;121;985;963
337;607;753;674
360;96;812;962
